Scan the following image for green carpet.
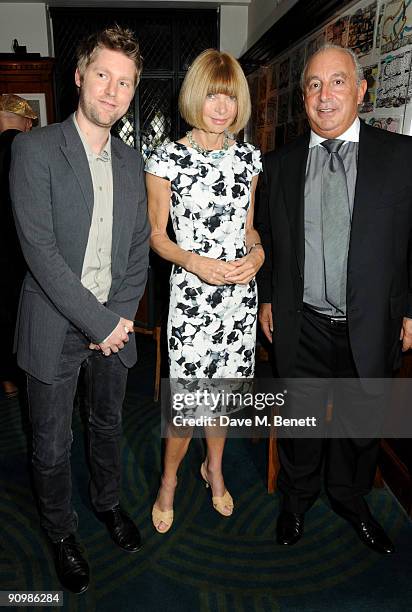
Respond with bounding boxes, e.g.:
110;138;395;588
1;346;412;611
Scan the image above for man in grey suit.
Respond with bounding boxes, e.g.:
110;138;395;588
10;26;150;594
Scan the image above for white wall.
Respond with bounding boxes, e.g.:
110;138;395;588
220;5;249;57
0;0;296;63
247;0;299;50
0;3;50;56
0;1;250;59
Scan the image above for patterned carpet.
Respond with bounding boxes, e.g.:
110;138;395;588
1;339;412;611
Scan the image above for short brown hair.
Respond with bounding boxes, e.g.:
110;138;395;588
179;49;251;134
76;25;143;86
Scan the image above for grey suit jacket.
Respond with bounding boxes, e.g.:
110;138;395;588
10;115;150;383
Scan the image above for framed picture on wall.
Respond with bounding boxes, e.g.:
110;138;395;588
0;57;55;124
16;92;47;127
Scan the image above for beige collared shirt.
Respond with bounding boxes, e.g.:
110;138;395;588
73;113;113;303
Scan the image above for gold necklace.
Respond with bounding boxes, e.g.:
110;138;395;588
186;130;230;158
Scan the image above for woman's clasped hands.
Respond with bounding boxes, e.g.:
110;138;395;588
188;249;264;286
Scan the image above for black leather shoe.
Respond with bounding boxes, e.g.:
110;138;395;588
276;511;304;545
52;535;89;594
97;505;142;553
352;520;395;554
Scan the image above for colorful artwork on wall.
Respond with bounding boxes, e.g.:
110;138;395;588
381;0;412;53
359;64;379;113
377;49;412;107
246;0;412;152
326;15;350;46
367;115;401;131
348;2;377;56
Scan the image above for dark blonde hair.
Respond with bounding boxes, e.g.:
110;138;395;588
179;49;251;133
76;25;143;86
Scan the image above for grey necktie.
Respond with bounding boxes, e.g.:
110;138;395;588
320;139;350;313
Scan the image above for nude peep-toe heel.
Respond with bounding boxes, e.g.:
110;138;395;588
152;503;174;533
152;477;177;533
200;462;234;516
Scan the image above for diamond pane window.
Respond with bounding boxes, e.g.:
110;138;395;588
137;19;173;71
140;79;172;160
179;15;218;71
141;114;171;162
50;8;218;151
113;107;135;148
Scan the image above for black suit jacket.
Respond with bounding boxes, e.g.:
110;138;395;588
0;129;25;278
257;121;412;378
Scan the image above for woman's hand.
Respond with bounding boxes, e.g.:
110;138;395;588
188;253;239;285
224;247;265;285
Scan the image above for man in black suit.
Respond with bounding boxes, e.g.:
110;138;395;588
10;27;149;593
257;44;412;554
0;94;37;399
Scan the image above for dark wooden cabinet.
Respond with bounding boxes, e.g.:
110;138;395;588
0;57;55;125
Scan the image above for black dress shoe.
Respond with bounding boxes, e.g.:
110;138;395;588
52;535;89;594
352;520;395;554
97;505;142;553
276;511;304;545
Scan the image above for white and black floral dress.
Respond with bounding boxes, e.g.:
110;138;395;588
146;141;262;379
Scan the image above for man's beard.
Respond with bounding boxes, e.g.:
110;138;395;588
79;91;118;128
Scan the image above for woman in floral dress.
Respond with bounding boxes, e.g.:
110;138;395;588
146;49;264;533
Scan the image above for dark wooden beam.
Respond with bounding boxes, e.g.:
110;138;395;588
240;0;355;73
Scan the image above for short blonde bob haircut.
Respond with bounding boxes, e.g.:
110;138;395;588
179;49;251;134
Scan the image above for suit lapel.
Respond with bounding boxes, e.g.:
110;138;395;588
350;121;390;261
280;133;309;278
353;121;389;216
60;116;130;273
111;139;128;266
60;116;94;218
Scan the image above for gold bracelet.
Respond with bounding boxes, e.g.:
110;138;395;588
248;242;263;254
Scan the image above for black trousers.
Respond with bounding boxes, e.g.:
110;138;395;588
0;264;24;382
27;325;128;542
277;307;380;523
